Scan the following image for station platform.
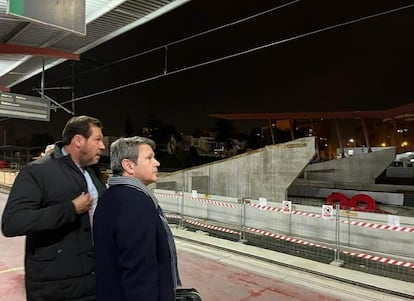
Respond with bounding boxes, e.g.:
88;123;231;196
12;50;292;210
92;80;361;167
1;191;413;300
173;228;413;300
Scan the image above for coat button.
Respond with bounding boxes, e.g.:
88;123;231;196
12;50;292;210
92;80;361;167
87;251;94;257
57;249;62;253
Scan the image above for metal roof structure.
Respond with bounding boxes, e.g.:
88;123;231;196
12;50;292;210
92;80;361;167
0;0;189;91
209;102;414;122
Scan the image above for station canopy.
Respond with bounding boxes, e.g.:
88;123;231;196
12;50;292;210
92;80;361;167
0;0;189;90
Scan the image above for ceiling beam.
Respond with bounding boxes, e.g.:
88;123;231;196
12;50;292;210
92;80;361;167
1;22;31;43
0;44;79;60
209;102;414;121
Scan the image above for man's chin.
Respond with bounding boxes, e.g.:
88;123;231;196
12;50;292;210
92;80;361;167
87;157;100;166
145;177;158;185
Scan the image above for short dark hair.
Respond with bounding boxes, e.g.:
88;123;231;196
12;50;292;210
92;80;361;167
62;115;103;145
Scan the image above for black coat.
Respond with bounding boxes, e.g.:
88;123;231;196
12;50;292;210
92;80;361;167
93;185;175;301
1;144;106;301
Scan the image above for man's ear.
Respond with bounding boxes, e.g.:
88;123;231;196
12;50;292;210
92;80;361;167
73;134;83;148
121;159;133;174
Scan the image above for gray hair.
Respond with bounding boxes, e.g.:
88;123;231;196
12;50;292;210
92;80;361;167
110;136;156;175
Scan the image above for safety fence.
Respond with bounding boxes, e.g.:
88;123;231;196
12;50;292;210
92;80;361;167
154;189;414;283
0;170;17;188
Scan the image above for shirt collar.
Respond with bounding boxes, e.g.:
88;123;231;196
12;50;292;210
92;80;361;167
61;146;84;171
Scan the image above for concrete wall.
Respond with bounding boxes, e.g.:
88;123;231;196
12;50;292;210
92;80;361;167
155;137;316;202
303;147;396;184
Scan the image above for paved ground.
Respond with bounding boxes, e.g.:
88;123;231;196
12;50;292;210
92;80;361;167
0;233;25;301
174;236;414;301
1;191;413;301
0;230;342;301
177;242;342;301
0;190;341;301
178;247;341;301
0;237;343;301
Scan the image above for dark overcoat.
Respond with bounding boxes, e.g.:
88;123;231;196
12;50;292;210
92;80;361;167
1;144;106;301
93;185;175;301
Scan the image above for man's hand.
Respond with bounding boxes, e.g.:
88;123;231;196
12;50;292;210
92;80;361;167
72;192;93;214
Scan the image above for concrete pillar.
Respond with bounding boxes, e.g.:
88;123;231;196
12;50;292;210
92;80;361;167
268;118;275;144
361;118;372;153
335;119;345;158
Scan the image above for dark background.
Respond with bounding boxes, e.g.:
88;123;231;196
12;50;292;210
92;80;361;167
5;0;414;143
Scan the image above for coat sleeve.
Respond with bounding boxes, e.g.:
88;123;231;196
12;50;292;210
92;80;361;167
115;191;160;301
1;166;77;237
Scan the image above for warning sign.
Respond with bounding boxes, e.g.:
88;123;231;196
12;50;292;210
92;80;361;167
259;197;267;206
322;205;333;219
282;200;291;214
387;215;400;227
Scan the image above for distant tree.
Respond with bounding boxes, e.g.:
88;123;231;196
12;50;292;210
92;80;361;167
247;128;262;149
30;133;54;147
274;128;291;144
192;128;204;138
214;119;236;141
145;114;160;129
124;117;134;137
236;132;249;141
15;137;30;147
162;124;181;144
234;132;249;153
144;114;161;139
145;115;180;144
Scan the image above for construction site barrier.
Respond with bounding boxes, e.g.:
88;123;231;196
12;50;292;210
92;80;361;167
155;189;414;274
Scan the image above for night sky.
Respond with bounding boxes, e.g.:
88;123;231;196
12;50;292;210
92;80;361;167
5;0;414;142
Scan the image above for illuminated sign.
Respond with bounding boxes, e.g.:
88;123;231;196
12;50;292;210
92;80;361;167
0;92;50;121
8;0;86;35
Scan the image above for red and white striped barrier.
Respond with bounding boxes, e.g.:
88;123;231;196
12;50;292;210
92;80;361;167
245;227;414;269
248;203;414;233
249;203;322;218
186;196;238;208
165;213;183;220
342;220;414;233
155;192;181;199
158;193;414;233
249;203;283;212
342;251;414;268
291;210;321;218
155;192;238;208
185;219;240;235
246;227;331;250
168;214;414;268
